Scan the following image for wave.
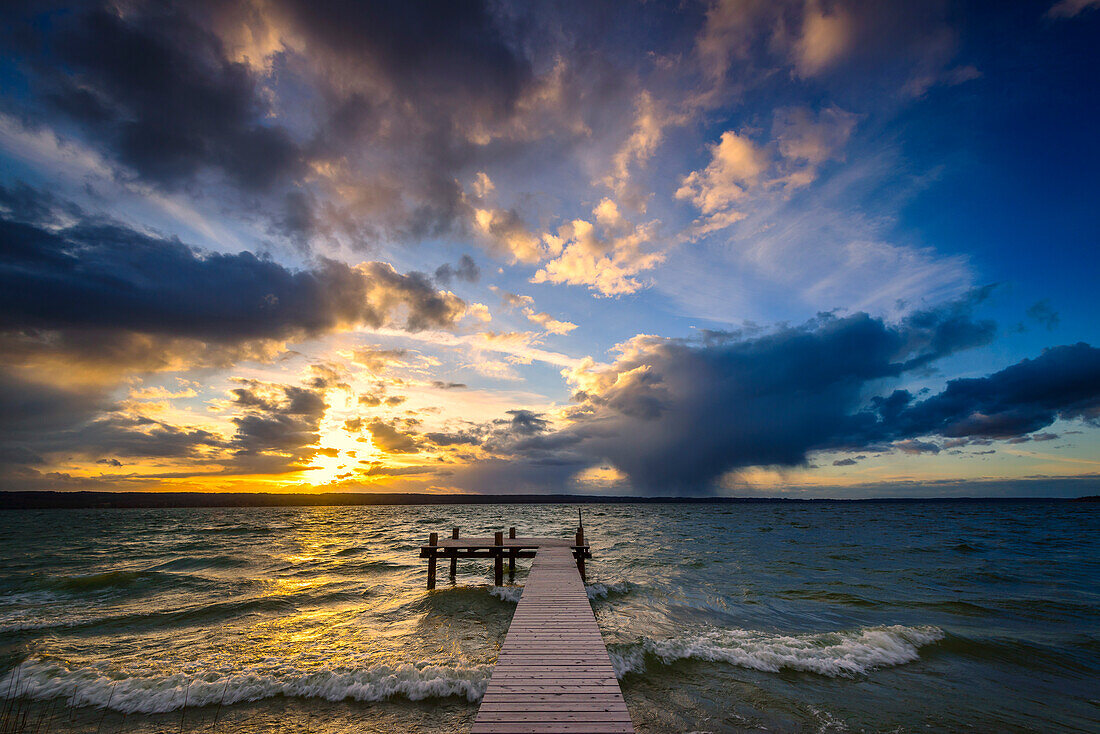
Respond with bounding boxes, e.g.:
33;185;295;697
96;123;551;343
1;586;367;636
0;658;491;714
51;571;148;592
486;582;631;603
149;556;249;572
486;581;633;607
586;581;631;600
489;586;523;603
609;624;944;679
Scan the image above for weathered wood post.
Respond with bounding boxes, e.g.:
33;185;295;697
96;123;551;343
508;526;517;577
575;525;586;581
427;532;438;589
494;531;504;586
449;527;459;579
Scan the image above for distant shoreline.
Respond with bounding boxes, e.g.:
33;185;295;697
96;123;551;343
1;491;1095;510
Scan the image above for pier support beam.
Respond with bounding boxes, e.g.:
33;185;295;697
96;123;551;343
508;527;516;578
449;527;459;579
494;531;504;587
427;532;438;589
576;526;586;581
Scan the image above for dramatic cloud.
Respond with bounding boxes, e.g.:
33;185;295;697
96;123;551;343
12;4;302;190
870;343;1100;441
475;296;1098;493
0;189;466;373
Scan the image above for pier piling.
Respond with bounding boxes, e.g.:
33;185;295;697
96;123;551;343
494;531;505;586
427;532;438;589
508;527;517;578
450;527;459;579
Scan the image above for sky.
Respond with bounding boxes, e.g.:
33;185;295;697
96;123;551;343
1;0;1098;498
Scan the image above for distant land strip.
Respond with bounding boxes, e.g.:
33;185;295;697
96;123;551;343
0;491;1096;510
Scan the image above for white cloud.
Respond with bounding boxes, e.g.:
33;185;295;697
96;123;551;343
793;1;854;77
531;208;665;297
677;107;858;237
523;308;578;335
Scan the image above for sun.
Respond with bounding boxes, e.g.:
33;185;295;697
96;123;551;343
301;388;377;486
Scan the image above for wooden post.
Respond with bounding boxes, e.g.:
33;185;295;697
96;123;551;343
494;531;504;587
427;532;438;589
575;526;586;581
508;527;516;577
449;527;459;579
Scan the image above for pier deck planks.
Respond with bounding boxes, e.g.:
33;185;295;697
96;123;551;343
471;544;633;734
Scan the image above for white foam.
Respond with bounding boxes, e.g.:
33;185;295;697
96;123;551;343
609;625;944;678
0;658;492;714
586;581;630;600
489;586;523;603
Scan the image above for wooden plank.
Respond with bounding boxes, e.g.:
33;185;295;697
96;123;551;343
471;724;633;733
471;545;633;734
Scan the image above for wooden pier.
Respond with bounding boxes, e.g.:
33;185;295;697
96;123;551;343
419;527;634;734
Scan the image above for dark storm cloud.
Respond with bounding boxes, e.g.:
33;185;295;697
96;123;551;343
0;0;647;251
0;189;466;361
8;4;302;190
479;298;1097;493
0;0;551;244
872;343;1100;440
273;0;531;113
266;0;540;245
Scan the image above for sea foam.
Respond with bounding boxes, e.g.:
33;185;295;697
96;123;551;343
586;581;631;600
0;658;492;714
489;586;523;603
608;624;944;678
488;581;631;602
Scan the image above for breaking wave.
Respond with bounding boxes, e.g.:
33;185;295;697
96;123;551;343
0;658;491;714
488;582;631;602
609;625;944;678
489;586;523;603
586;581;631;600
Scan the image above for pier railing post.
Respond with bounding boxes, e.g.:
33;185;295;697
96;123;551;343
575;526;586;581
427;532;438;589
494;531;504;587
508;527;517;578
450;527;459;579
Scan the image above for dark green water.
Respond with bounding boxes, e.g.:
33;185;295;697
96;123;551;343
1;501;1097;732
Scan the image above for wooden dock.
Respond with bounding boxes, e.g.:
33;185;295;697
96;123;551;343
420;528;634;734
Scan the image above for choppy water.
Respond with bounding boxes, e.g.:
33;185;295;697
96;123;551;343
1;501;1097;733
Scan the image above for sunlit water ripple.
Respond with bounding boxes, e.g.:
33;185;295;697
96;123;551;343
1;501;1097;732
